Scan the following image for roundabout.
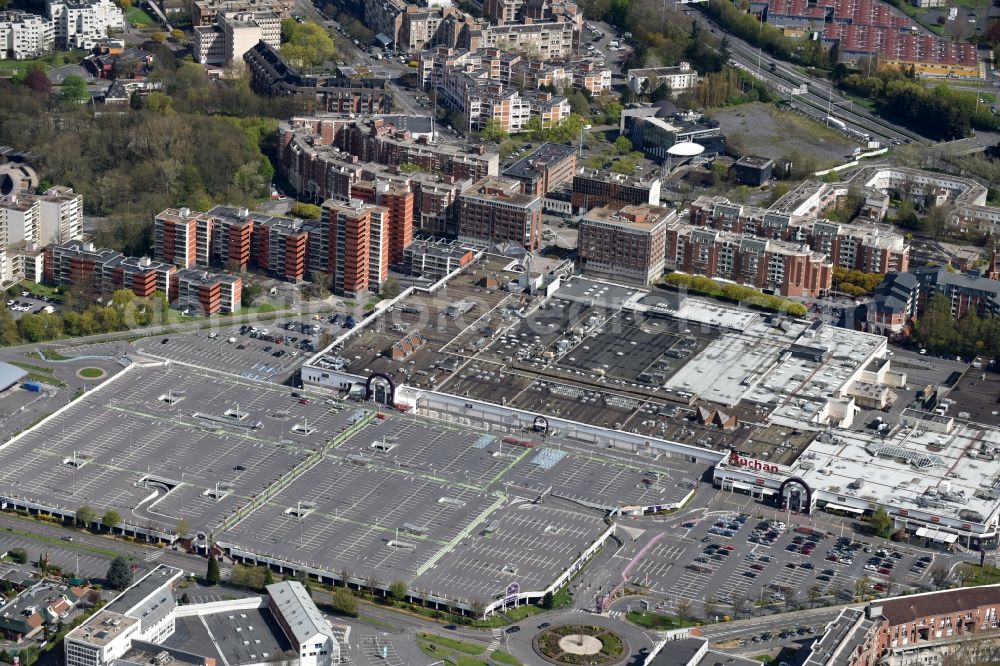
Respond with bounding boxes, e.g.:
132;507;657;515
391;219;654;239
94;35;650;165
533;625;627;665
76;367;107;380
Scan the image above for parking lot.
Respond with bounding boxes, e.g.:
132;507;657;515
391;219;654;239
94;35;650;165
628;507;941;616
131;317;343;382
5;288;58;320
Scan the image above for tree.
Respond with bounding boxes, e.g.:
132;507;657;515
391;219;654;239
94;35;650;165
101;510;122;534
151;31;166;43
479;118;508;143
566;89;590;117
9;548;27;564
913;294;958;352
171;29;185;42
76;505;97;529
731;590;746;618
330;587;358;617
388;581;408;602
281;20;335;68
870;505;892;539
956;566;975;588
262;567;274;586
175;518;189;538
854;575;871;599
291;202;322;219
107;556;132;589
613;136;632;155
542;591;555;609
23;68;51;95
702;596;718;620
675;598;693;621
808;584;824;608
231;564;267;590
60;75;89;105
206;554;221;585
930;566;950;589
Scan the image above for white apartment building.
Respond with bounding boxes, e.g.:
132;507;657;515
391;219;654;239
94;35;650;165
193;9;279;65
0;11;54;60
478;21;574;60
626;62;700;94
65;566;184;666
38;185;83;245
47;0;125;50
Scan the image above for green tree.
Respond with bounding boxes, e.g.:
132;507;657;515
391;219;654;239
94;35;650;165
388;581;408;602
231;564;267;590
613;135;632;155
281;20;335;68
9;548;27;564
262;567;274;586
870;505;892;538
566;89;590;117
60;75;90;105
913;293;957;352
291;202;322;219
102;510;122;534
76;505;97;529
479;118;508;143
206;554;221;585
107;556;132;589
330;587;358;617
542;590;554;609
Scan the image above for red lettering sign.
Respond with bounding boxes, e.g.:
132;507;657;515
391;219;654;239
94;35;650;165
963;523;971;530
931;516;940;524
755;478;765;486
728;451;780;474
898;509;908;517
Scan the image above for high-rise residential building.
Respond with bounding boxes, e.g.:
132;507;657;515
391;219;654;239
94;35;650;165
37;186;83;246
175;268;242;314
322;199;391;297
190;0;294;26
457;176;542;250
47;0;125;50
155;207;199;269
0;193;40;246
253;215;310;282
0;11;55;60
351;181;414;265
502;142;577;197
578;204;672;286
44;241;177;298
193;9;279;65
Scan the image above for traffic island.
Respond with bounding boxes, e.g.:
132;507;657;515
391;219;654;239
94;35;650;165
533;625;627;665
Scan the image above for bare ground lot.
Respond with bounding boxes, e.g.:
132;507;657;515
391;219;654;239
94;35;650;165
712;103;858;169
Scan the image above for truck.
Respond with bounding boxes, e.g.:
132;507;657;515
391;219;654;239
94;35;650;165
23;381;42;392
343;316;357;329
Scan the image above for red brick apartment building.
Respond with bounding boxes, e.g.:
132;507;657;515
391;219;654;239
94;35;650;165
667;224;833;298
689;196;909;275
322;199;392;298
578;204;672;286
502;142;577;197
457;176;542;251
571;168;661;211
350;180;413;264
806;586;1000;666
252;216;310;282
175;268;242;314
154;208;198;269
44;241;177;300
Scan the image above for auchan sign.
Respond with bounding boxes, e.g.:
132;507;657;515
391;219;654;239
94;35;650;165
728;451;781;474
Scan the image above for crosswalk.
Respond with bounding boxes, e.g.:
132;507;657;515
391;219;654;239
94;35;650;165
488;629;503;651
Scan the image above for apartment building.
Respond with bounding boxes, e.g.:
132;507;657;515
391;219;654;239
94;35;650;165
322;199;390;297
175;267;242;314
194;9;279;65
438;64;569;133
666;223;833;298
0;11;54;60
45;240;177;299
570;168;662;211
47;0;125;50
363;0;406;45
253;215;310;282
191;0;293;26
578;204;673;286
154;207;199;269
244;43;393;114
0;186;83;246
626;62;699;94
471;20;576;60
806;586;1000;666
689;196;910;275
913;263;1000;319
502;143;576;197
350;180;413;264
277;116;498;202
867;271;919;338
457;176;542;250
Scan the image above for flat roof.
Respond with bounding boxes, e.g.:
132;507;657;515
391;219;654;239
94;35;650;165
106;565;183;618
503;143;576;181
66;610;139;647
163;607;292;666
946;369;1000;425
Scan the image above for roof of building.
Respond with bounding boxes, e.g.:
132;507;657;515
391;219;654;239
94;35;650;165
581;204;675;231
0;361;28;391
265;581;334;646
877;584;1000;625
503;143;576;183
735;155;774;168
105;565;183;618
